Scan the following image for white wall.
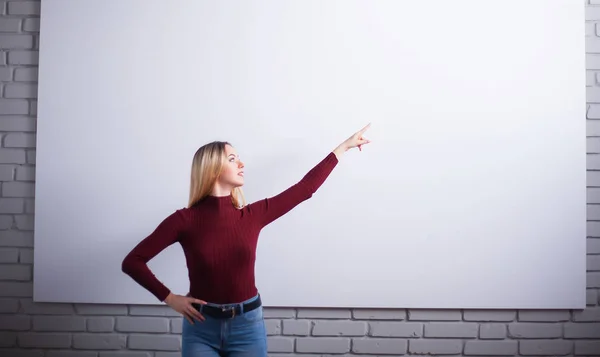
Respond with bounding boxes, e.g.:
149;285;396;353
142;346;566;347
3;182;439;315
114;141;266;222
33;0;586;309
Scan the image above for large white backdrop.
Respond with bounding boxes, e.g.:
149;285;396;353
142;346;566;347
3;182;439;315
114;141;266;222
34;0;586;308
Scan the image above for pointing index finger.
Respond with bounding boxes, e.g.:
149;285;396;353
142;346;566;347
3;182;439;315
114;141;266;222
359;123;371;134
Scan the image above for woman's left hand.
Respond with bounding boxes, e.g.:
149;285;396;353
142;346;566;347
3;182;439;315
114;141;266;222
343;123;372;149
333;123;372;159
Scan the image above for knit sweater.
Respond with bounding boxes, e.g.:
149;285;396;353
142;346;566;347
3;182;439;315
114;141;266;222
121;152;339;303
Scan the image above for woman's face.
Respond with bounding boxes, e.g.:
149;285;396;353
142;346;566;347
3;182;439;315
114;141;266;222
219;144;244;188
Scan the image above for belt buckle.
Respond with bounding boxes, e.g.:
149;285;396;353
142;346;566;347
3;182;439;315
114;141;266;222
221;306;235;318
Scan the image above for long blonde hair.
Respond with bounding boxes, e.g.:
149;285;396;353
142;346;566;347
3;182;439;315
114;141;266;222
187;141;246;209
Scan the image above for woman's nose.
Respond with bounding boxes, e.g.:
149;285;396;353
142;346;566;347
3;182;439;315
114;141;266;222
238;160;244;168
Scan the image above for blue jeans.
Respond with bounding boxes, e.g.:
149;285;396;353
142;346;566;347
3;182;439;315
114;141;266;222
181;294;267;357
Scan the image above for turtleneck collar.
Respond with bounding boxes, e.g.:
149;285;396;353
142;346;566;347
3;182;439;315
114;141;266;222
198;194;237;211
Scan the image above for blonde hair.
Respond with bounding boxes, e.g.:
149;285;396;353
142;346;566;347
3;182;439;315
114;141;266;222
187;141;246;209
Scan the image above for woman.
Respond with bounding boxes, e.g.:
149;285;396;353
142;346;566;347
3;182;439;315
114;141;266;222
121;123;371;356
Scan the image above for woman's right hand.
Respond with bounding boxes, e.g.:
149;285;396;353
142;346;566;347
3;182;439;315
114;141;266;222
164;293;206;324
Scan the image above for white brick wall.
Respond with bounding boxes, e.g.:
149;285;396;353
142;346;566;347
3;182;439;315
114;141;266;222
0;0;599;356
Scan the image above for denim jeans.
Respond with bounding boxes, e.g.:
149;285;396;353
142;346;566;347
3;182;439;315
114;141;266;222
181;294;267;357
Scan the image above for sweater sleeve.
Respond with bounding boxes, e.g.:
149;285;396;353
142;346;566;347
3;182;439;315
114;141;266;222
248;152;339;228
121;209;185;302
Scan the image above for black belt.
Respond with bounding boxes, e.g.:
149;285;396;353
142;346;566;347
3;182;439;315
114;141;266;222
192;295;262;319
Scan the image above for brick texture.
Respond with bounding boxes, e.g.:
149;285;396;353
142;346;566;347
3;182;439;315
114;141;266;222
0;1;599;356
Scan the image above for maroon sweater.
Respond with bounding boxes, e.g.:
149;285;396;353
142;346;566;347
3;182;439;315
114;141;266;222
121;152;338;303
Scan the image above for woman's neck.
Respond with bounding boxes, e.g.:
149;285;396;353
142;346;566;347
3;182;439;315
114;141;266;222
210;184;232;197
